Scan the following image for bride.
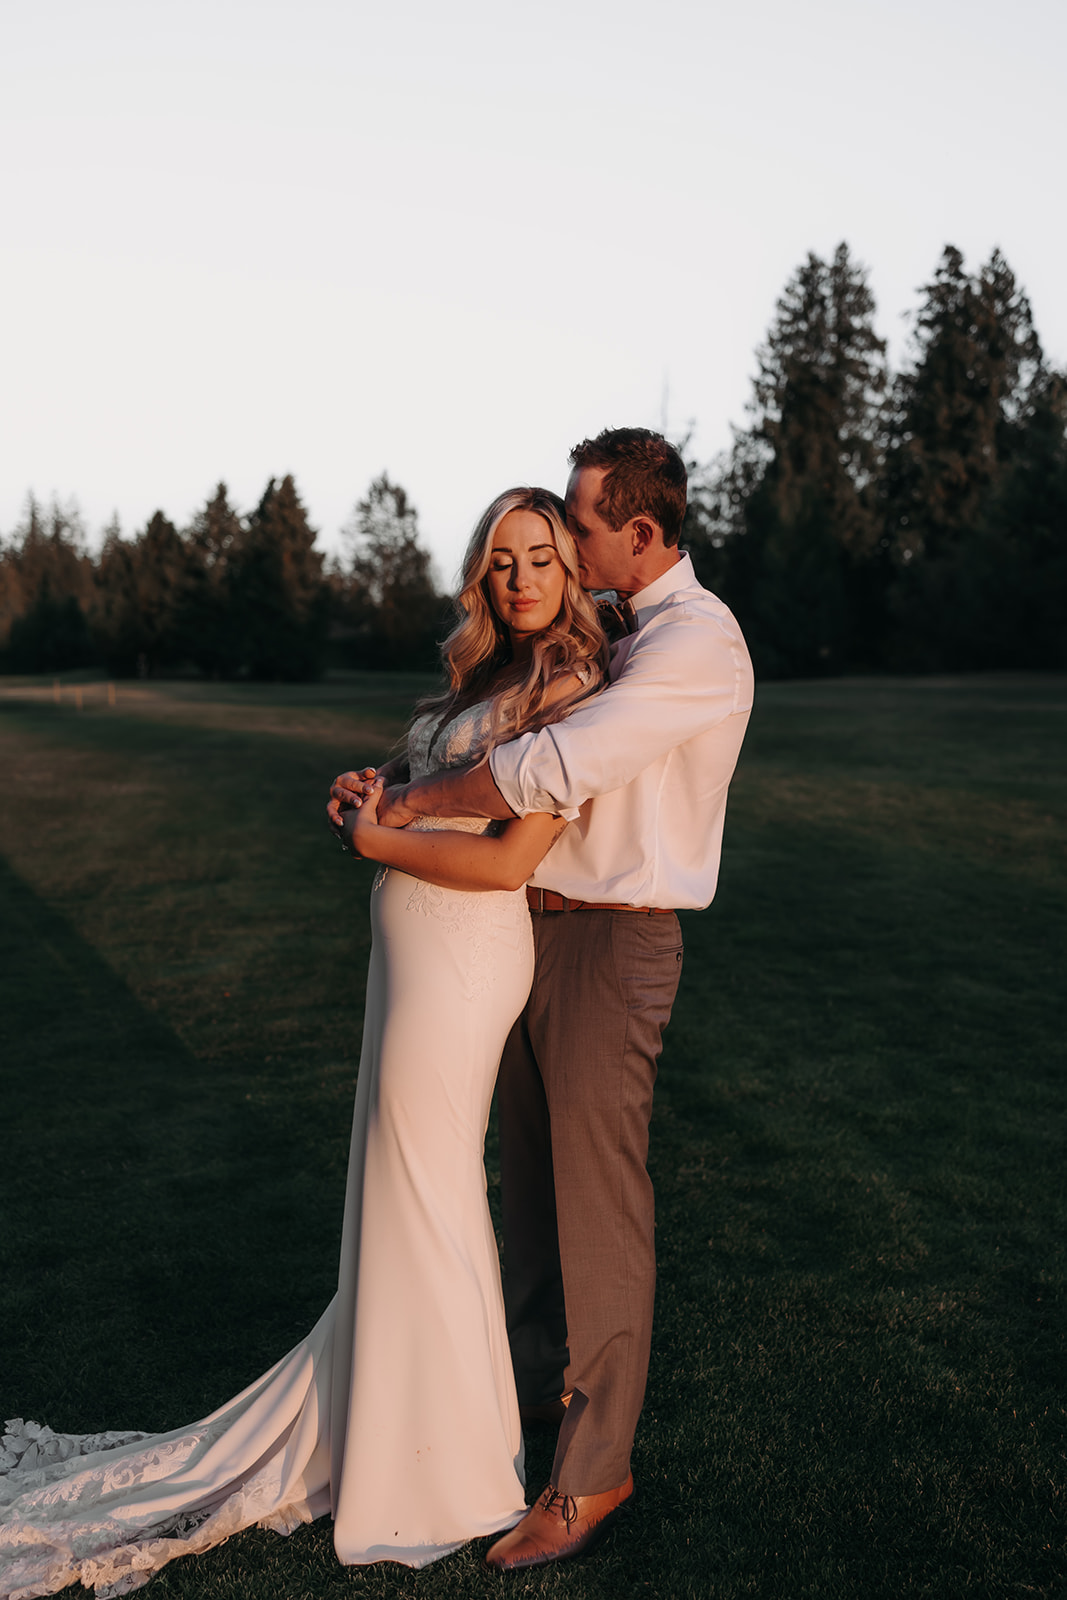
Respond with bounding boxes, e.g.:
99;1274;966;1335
0;487;607;1599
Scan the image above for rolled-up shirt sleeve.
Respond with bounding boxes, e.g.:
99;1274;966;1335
490;604;752;818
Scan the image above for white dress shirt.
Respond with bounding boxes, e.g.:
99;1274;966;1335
489;554;754;910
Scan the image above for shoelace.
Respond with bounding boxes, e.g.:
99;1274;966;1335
543;1488;580;1530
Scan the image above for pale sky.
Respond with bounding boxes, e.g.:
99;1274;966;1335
2;0;1064;583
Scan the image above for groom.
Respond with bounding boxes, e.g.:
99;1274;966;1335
330;428;753;1570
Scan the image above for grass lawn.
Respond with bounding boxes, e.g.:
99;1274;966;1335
1;670;1064;1600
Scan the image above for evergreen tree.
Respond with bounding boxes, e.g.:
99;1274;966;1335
0;542;18;660
969;366;1067;667
338;474;442;669
884;245;1002;566
882;246;1050;666
227;475;326;680
180;483;245;676
3;496;96;671
92;521;140;673
689;243;887;675
94;511;190;675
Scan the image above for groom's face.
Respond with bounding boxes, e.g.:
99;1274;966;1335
565;466;634;595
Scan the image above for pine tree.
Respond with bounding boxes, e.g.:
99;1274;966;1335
971;366;1067;667
94;511;190;675
338;475;442;670
93;521;140;674
884;246;1052;666
0;540;18;660
885;246;1011;566
227;475;327;680
689;243;887;675
4;496;96;671
180;483;245;676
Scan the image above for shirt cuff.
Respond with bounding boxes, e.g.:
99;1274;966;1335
490;737;582;822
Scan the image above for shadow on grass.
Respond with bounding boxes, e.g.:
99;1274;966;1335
0;853;343;1433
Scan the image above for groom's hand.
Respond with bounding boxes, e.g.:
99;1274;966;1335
369;759;515;830
375;782;418;829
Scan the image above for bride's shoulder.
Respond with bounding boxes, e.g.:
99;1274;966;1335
542;667;595;708
410;696;496;775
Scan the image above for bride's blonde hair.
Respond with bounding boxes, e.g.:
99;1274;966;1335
417;486;607;748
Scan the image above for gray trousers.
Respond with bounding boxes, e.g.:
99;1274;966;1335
497;907;684;1494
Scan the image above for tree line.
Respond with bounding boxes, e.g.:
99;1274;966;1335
685;243;1066;675
2;241;1064;681
0;475;444;679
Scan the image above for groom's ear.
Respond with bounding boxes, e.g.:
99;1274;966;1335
630;515;661;555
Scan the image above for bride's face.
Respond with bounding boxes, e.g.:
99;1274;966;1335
486;510;567;645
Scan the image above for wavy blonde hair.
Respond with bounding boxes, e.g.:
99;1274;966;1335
417;486;607;749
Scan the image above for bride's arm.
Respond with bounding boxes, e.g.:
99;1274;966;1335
341;785;566;893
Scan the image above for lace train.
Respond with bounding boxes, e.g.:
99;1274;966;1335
0;1307;335;1599
1;1417;307;1598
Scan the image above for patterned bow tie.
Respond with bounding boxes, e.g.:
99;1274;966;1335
595;597;639;642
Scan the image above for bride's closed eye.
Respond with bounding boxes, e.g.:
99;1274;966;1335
490;557;557;569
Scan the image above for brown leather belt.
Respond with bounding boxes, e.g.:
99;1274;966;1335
526;887;674;915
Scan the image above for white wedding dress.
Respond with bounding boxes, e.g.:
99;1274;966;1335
0;701;532;1598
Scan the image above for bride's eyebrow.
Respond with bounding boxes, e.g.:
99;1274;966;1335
491;544;557;556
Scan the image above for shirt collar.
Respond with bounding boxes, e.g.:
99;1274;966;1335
627;552;696;628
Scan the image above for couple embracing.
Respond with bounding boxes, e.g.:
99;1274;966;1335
0;428;752;1597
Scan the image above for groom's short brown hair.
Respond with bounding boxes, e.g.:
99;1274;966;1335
569;427;688;547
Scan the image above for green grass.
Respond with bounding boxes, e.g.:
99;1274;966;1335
1;670;1064;1600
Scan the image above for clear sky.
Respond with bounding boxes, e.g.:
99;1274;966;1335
2;0;1064;583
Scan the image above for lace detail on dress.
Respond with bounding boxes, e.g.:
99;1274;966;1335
403;879;513;999
0;1413;317;1599
407;698;496;783
0;1418;149;1476
369;706;495;899
390;699;523;997
405;700;502;847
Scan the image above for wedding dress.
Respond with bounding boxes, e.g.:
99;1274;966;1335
0;700;532;1598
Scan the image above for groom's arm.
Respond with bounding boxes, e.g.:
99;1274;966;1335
489;604;752;817
377;607;751;828
375;755;517;828
370;667;592;829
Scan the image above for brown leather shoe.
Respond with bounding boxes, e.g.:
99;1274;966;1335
484;1473;634;1571
518;1391;572;1430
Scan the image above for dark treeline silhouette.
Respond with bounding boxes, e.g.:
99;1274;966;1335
0;473;445;679
3;242;1064;682
687;242;1067;675
332;475;444;672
